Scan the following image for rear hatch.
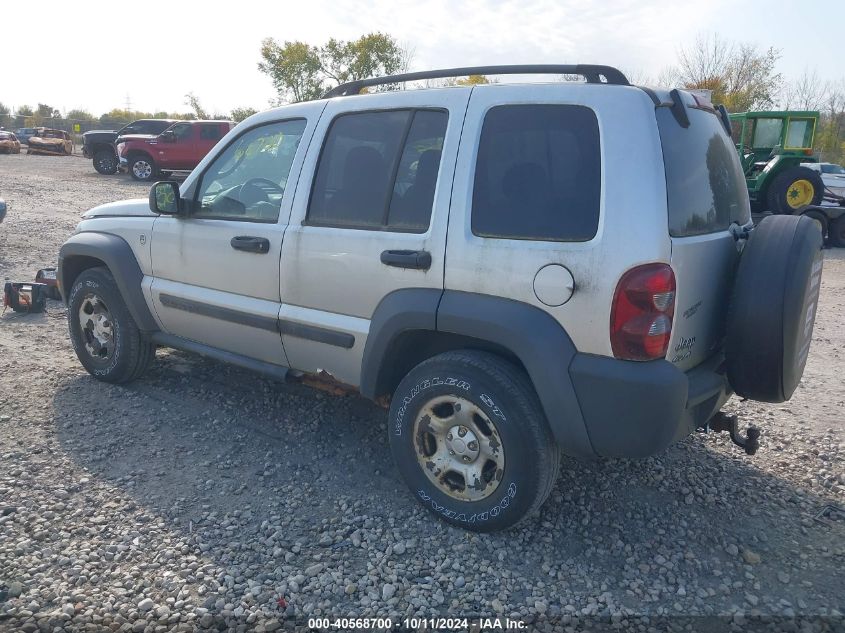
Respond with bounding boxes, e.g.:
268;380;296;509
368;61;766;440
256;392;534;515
655;96;751;371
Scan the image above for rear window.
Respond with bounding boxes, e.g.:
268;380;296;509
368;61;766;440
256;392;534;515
657;107;750;237
471;104;600;242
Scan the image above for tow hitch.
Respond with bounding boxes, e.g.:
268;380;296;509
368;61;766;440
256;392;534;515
707;412;760;455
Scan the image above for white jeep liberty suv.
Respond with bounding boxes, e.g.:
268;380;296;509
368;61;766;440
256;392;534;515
58;65;824;531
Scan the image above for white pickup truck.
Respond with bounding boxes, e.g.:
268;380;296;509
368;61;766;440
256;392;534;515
802;162;845;198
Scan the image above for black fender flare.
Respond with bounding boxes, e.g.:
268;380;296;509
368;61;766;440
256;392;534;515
58;232;159;333
360;288;442;399
361;289;597;459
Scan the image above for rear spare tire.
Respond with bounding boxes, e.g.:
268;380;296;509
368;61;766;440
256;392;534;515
766;166;824;214
726;215;823;402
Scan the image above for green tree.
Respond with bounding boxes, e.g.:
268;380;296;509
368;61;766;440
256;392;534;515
0;102;10;128
259;39;324;103
15;104;34;127
231;107;259;123
321;32;402;85
66;109;95;122
258;32;406;102
99;109;139;128
185;92;210;119
674;34;782;112
442;74;492;87
30;103;62;127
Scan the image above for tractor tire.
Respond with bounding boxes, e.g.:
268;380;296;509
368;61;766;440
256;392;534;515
829;215;845;248
93;149;119;175
766;166;824;214
802;208;829;241
726;215;824;403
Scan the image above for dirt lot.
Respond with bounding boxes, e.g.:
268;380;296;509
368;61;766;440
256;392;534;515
0;153;843;632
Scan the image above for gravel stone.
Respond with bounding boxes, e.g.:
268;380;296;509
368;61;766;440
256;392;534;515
0;155;842;627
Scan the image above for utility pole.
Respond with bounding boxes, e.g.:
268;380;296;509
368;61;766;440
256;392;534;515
125;94;133;114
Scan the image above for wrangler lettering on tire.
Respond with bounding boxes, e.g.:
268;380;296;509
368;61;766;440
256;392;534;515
67;267;155;384
388;350;560;532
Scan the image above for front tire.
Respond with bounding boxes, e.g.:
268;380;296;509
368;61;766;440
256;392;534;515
93;149;119;175
388;350;560;532
68;267;155;383
129;154;157;181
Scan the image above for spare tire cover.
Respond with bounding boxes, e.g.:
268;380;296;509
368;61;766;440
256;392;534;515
726;215;823;403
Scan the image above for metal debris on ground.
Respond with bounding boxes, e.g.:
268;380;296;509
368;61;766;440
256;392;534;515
813;504;844;529
3;282;48;314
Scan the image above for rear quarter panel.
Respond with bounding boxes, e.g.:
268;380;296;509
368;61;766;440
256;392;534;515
445;84;671;357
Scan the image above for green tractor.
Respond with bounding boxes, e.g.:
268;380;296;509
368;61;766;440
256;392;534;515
730;109;845;245
730;110;823;212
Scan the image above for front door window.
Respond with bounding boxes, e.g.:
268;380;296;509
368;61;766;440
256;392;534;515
193;119;307;222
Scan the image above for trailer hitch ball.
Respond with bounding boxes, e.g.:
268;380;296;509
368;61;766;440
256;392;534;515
708;412;760;455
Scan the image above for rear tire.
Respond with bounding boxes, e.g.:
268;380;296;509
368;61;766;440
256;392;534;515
388;350;560;532
829;215;845;248
93;149;119;175
68;267;155;383
129;154;157;181
766;166;824;214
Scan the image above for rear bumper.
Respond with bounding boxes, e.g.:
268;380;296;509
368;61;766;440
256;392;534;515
570;352;731;458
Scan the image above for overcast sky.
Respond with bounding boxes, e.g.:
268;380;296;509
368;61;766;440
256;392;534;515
1;0;841;117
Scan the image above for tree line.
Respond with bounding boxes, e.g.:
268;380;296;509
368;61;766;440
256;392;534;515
0;95;259;132
2;32;843;164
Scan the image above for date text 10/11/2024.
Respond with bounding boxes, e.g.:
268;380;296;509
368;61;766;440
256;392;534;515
307;617;527;630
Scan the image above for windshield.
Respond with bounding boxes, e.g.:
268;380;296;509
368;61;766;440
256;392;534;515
752;118;783;148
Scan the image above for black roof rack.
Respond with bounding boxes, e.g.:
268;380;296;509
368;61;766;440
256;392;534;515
322;64;629;98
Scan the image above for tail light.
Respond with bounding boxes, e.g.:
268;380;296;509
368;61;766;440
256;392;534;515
610;263;676;361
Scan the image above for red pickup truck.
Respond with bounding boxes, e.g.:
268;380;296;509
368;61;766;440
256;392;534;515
117;120;234;181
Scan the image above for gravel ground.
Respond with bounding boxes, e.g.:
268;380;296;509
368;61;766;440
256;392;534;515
0;153;843;632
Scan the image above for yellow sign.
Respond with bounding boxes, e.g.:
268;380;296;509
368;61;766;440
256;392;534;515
73;123;81;132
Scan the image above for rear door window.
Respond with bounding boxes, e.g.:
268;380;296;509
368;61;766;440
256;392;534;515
471;104;601;241
657;107;751;237
200;124;225;141
307;109;448;232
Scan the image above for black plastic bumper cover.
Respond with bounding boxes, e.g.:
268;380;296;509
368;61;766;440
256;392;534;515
570;353;731;458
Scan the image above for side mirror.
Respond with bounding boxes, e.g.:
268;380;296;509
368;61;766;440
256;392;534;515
149;181;182;215
160;130;176;143
0;198;7;223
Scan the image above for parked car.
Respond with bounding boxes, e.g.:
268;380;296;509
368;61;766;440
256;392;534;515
14;127;38;145
27;128;73;155
803;162;845;199
0;131;21;154
83;119;177;175
116;120;233;181
58;65;824;531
